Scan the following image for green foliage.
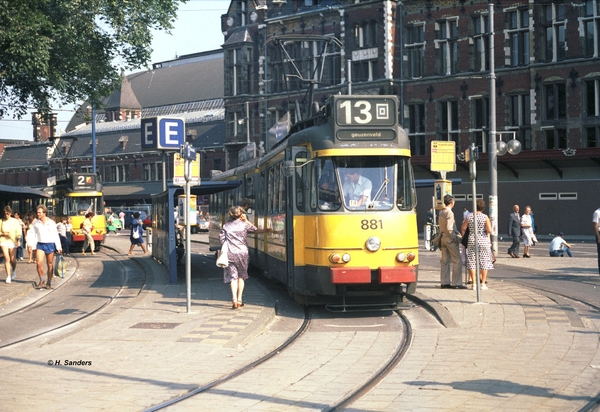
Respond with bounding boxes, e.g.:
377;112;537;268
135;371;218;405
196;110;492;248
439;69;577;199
0;0;185;118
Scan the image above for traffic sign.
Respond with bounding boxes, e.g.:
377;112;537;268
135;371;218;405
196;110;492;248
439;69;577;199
141;117;185;150
430;141;456;172
173;152;200;186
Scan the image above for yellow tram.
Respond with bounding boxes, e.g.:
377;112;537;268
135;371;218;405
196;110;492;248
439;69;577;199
49;173;106;251
209;95;419;308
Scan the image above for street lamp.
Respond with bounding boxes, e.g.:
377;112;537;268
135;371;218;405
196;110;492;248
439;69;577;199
488;2;522;255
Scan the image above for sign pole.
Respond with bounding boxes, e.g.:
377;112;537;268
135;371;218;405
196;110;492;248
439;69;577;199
184;143;192;313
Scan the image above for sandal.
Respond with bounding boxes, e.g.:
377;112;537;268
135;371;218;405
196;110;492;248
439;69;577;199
232;301;239;309
128;252;133;256
35;279;47;289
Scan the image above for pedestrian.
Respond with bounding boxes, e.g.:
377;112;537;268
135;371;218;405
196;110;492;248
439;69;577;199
119;210;125;229
128;211;148;255
14;212;25;261
593;207;600;275
461;199;494;290
65;217;72;255
549;232;573;257
1;206;22;283
220;205;269;308
530;209;538;245
81;211;96;255
32;205;62;289
463;207;469;221
438;195;465;289
507;204;521;258
25;211;36;263
520;206;534;258
56;217;70;255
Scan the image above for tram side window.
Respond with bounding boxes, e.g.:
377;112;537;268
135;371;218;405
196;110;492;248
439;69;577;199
316;159;341;211
279;163;286;213
294;151;308;212
397;158;415;211
268;167;275;214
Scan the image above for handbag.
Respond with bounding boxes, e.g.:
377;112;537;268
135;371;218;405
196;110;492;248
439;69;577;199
132;227;140;239
431;232;442;249
461;226;470;247
54;255;67;278
216;241;229;268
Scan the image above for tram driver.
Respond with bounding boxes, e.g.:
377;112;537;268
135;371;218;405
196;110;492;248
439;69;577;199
342;170;372;207
318;176;339;209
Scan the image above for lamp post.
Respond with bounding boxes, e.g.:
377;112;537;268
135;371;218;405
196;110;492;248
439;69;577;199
488;2;521;254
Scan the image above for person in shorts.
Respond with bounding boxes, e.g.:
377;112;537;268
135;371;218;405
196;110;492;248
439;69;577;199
32;205;62;289
1;206;22;284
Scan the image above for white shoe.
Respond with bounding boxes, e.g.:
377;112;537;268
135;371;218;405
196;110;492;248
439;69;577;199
11;270;16;280
481;284;488;290
5;276;11;284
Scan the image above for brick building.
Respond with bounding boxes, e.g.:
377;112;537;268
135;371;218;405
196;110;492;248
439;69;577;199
220;0;600;236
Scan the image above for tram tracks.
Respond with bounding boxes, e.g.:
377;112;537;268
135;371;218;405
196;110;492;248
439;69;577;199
0;250;139;349
145;307;413;411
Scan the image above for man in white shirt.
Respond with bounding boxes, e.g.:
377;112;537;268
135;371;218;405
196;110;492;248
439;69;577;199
342;170;372;207
548;231;572;257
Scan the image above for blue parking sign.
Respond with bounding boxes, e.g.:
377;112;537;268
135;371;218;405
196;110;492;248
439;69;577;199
159;118;184;149
141;117;184;150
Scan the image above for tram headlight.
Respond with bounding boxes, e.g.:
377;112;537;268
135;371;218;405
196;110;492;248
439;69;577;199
396;252;416;263
396;253;406;262
341;253;351;263
365;236;381;252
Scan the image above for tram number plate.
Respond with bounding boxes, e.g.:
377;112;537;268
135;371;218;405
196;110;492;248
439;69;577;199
361;219;383;230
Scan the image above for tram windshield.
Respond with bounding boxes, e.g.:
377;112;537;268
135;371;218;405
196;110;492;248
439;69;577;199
59;196;101;216
315;156;414;212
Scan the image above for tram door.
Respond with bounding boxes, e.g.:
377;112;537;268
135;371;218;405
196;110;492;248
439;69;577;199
286;147;311;293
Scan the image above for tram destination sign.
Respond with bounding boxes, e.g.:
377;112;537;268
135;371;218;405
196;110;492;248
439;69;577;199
72;173;97;190
335;97;396;127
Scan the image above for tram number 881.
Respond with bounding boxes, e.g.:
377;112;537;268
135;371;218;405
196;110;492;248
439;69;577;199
361;219;383;230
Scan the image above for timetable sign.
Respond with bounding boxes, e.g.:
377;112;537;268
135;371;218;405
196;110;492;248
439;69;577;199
141;117;185;150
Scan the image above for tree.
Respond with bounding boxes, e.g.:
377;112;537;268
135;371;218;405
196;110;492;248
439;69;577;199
0;0;186;118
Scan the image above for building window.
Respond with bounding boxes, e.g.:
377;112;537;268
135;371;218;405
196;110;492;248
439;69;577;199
544;83;567;120
405;24;425;78
143;162;162;181
438;101;459;144
470;14;489;71
544;128;568;149
407;104;426;155
542;4;566;62
585;126;600;147
582;0;600;57
354;21;378;48
471;97;488;152
80;166;93;173
225;46;252;96
585;79;600;117
506;9;530;67
109;165;130;182
508;94;532;150
435;19;458;75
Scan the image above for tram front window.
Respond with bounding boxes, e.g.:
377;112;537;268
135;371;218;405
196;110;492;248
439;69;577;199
70;198;98;216
335;156;411;211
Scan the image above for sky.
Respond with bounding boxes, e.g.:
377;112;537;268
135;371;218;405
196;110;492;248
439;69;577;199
0;0;229;142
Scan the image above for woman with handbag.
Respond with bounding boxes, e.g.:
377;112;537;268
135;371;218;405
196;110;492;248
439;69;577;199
461;199;494;290
128;212;148;256
219;206;268;309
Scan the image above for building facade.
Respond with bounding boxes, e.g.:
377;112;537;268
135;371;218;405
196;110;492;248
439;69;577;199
220;0;600;236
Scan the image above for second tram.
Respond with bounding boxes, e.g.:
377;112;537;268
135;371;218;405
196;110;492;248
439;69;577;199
209;95;419;308
49;173;106;251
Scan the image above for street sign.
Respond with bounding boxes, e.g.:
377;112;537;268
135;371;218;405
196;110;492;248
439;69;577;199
173;152;200;186
430;141;456;172
141;117;185;150
184;143;196;161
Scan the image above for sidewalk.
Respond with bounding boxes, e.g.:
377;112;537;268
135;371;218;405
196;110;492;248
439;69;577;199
1;236;599;411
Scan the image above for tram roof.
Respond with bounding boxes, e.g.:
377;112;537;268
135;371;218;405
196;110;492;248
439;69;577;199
0;184;49;200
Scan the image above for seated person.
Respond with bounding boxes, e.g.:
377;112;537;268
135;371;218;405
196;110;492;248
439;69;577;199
342;170;372;207
549;231;573;257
